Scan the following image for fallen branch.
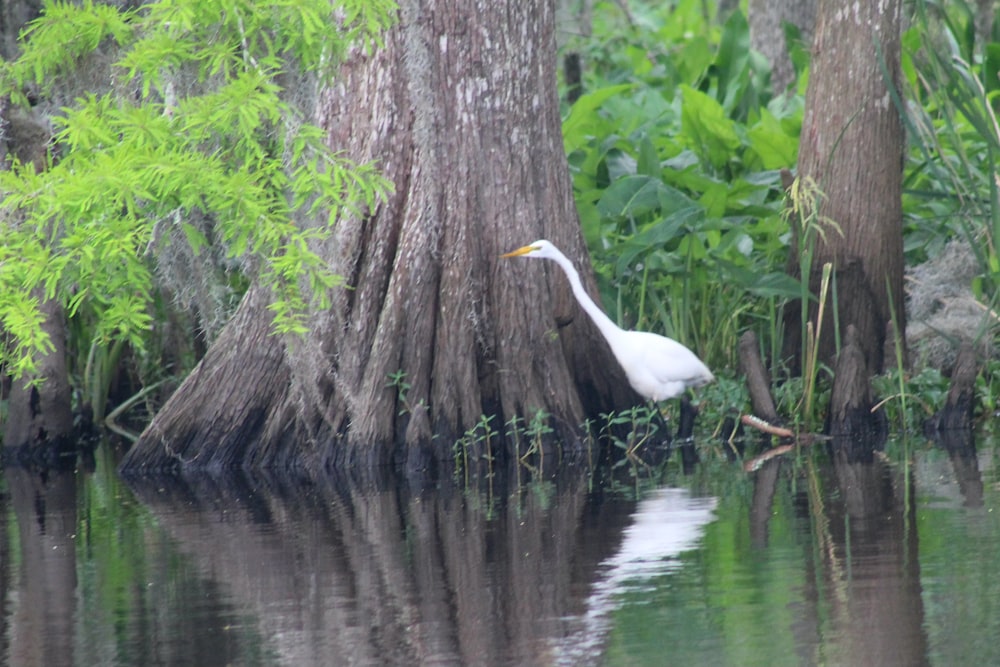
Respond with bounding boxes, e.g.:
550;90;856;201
740;414;831;472
741;414;794;438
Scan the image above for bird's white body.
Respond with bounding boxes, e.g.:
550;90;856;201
607;329;713;401
502;239;713;401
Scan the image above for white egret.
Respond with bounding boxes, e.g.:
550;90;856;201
501;239;713;401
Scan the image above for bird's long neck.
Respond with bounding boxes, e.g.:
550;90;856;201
549;252;623;343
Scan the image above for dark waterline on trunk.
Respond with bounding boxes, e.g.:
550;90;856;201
2;433;999;666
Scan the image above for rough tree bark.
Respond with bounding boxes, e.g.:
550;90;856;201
782;0;905;376
2;295;74;457
122;0;639;474
738;330;780;425
748;0;816;94
828;324;887;456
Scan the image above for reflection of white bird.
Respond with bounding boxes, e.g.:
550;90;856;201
552;488;718;666
502;240;713;401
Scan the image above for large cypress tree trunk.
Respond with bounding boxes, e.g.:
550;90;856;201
122;0;637;474
781;0;905;376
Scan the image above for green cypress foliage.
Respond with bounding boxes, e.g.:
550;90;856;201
0;0;396;378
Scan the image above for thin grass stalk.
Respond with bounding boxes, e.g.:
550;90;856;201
768;296;781;375
830;269;841;354
683;242;695;344
801;321;815;423
84;336;126;423
789;177;818;384
886;277;908;431
803;263;833;424
84;339;98;416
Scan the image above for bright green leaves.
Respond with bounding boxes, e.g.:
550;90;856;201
265;230;342;336
336;0;398;55
680;85;741;172
0;295;55;379
597;175;692;221
119;0;397;94
0;233;56;379
0;0;396;378
747;105;801;170
1;0;135;103
561;4;805;369
562;84;634;155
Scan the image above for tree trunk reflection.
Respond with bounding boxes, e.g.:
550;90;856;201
749;458;781;548
124;468;630;667
937;429;984;508
823;444;930;667
4;468;77;667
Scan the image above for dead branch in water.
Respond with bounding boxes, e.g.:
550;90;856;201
740;414;831;472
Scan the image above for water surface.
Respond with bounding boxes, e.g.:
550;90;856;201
2;433;999;666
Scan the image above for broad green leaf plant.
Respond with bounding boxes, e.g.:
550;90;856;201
0;0;395;381
561;3;803;372
562;0;999;433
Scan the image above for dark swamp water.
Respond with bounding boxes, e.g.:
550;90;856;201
2;432;999;667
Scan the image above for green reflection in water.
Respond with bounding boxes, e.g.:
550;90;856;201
600;436;1000;667
604;472;812;667
5;433;1000;667
2;446;278;667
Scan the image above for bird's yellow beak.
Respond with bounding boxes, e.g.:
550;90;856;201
500;245;535;258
